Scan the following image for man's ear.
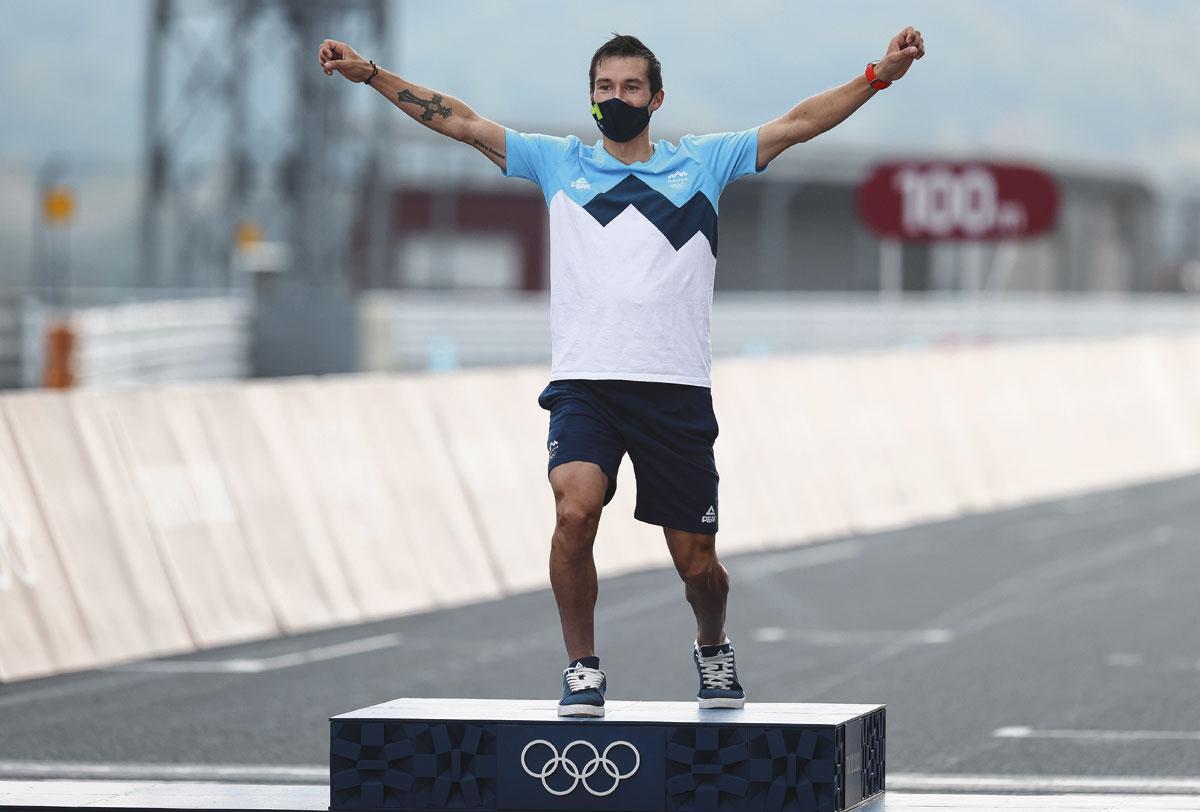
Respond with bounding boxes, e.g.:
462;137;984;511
651;89;665;113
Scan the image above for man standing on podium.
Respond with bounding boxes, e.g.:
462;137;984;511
320;27;925;716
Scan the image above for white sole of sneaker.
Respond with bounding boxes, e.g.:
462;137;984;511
698;697;746;709
558;704;605;717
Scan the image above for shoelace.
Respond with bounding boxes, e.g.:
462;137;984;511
564;665;605;693
697;648;736;690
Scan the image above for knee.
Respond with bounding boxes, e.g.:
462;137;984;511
682;562;729;594
553;501;601;550
682;563;730;608
674;540;726;587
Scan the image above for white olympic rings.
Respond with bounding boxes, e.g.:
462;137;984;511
520;738;640;797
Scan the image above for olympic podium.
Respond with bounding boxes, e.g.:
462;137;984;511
330;698;885;812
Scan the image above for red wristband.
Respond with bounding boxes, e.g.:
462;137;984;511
865;61;891;90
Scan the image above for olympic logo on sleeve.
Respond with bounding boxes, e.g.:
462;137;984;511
519;739;640;797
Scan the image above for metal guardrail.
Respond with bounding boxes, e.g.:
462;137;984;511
69;297;250;386
359;291;1200;372
5;289;1195;385
0;294;250;389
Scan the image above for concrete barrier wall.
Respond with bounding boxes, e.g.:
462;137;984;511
4;393;193;667
250;379;443;619
79;389;280;648
321;375;505;608
1;332;1197;681
0;410;98;681
189;383;363;632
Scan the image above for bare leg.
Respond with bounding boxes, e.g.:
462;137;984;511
664;528;730;646
548;461;608;662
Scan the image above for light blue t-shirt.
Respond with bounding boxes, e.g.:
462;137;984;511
500;127;765;387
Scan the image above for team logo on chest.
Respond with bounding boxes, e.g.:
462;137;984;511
581;174;719;256
667;169;689;190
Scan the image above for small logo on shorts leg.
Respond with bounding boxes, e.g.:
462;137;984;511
701;505;716;524
548;440;559;460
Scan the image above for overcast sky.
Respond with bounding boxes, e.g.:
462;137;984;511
3;0;1199;173
2;0;1199;282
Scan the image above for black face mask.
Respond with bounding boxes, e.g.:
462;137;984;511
590;96;652;143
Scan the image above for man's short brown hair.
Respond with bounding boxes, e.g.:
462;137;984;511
589;33;662;96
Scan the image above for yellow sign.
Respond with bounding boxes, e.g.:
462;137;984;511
43;187;74;223
234;220;264;250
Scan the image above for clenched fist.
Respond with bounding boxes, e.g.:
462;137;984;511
874;26;926;83
319;38;371;82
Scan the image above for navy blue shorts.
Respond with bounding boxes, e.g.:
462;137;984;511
537;378;720;534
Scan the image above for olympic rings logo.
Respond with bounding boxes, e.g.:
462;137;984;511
520;739;640;797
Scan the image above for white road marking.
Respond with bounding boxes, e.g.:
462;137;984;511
106;633;403;674
4;782;1200;812
6;764;1199;797
0;761;326;781
0;781;326;810
800;526;1177;700
995;726;1200;742
890;772;1200;795
752;627;954;645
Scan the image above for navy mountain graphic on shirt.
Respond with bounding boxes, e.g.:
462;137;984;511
582;174;719;256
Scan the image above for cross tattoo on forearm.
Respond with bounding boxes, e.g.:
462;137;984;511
396;89;453;121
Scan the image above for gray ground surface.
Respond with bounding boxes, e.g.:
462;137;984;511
1;474;1197;784
4;781;1200;811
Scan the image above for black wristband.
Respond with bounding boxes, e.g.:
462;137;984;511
364;59;379;86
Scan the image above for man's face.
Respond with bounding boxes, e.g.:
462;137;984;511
591;55;663;111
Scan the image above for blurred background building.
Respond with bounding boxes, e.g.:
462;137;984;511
2;0;1199;388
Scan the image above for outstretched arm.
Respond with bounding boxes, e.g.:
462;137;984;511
755;26;925;171
319;39;507;171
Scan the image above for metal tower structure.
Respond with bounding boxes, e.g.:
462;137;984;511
139;0;389;292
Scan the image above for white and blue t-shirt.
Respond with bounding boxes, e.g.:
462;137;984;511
501;127;765;387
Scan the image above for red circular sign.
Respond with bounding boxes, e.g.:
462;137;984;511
857;162;1059;241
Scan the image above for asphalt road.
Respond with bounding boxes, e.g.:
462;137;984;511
1;473;1198;793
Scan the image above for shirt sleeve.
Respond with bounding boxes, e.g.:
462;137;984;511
685;127;765;190
501;129;573;188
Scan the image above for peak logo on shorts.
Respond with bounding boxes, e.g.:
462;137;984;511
701;505;716;524
548;440;560;460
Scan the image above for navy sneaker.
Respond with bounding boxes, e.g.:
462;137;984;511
559;655;606;717
693;638;746;709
